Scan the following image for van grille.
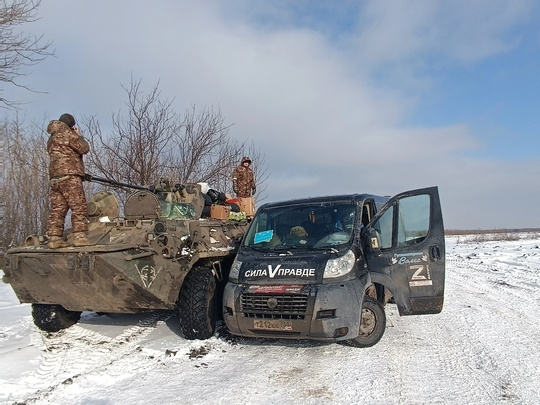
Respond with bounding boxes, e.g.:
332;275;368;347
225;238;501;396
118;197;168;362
241;293;308;320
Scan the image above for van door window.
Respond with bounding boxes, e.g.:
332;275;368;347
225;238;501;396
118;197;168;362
373;194;430;250
361;203;372;228
374;206;394;249
397;194;430;247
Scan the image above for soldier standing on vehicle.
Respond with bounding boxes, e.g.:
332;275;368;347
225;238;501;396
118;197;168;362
46;113;94;248
232;156;256;198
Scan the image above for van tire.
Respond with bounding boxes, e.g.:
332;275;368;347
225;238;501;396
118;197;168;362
178;267;218;340
346;296;386;348
32;304;81;332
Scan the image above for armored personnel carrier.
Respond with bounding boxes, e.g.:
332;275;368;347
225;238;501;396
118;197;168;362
2;177;249;340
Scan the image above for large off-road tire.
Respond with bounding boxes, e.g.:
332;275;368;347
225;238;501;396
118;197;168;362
32;304;82;332
346;296;386;348
178;267;218;340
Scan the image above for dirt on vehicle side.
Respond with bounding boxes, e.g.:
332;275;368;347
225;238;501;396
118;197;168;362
223;187;445;347
2;180;249;340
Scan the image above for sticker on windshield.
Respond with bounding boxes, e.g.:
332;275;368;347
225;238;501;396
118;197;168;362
254;230;274;244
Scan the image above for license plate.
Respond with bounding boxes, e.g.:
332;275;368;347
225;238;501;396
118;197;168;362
253;320;293;331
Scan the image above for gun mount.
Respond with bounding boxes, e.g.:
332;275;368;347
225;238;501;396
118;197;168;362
3;177;249;340
84;174;151;191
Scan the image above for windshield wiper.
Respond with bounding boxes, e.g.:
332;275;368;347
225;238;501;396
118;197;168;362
277;251;293;256
312;246;338;251
311;246;340;254
271;247;295;255
243;245;270;253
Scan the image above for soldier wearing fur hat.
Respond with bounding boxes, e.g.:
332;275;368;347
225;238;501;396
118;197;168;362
232;156;256;198
46;113;94;248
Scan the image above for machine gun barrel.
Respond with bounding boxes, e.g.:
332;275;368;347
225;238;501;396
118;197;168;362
84;174;151;191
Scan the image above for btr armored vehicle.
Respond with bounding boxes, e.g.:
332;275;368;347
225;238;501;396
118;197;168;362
223;187;445;347
3;179;248;340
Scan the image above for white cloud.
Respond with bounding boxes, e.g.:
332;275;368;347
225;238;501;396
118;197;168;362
353;0;534;67
3;0;539;229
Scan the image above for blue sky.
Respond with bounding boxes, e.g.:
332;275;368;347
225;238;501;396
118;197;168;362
2;0;540;229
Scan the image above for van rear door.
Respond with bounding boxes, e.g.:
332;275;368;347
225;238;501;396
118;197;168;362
363;186;445;315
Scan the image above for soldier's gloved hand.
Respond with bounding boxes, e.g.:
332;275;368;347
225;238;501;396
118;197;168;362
83;173;92;181
252;187;256;194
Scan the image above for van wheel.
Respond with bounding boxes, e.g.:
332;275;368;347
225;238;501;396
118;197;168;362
346;296;386;348
178;267;218;340
32;304;82;332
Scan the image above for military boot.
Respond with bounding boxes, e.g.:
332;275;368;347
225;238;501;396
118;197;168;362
48;236;70;249
72;232;95;247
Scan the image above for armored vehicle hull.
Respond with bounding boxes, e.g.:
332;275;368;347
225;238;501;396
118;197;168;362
3;183;248;340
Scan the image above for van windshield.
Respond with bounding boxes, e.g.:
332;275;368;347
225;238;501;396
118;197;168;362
243;201;356;250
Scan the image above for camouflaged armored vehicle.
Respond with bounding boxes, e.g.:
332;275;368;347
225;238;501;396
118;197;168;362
2;178;249;340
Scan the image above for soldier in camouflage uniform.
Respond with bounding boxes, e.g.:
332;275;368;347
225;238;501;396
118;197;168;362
46;113;94;248
232;156;256;198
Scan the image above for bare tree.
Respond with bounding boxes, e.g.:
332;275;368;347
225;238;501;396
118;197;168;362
0;120;6;252
84;79;268;197
85;78;180;186
0;0;53;108
0;116;49;248
172;105;244;191
0;78;269;248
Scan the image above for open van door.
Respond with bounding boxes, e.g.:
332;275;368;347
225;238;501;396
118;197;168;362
363;186;445;315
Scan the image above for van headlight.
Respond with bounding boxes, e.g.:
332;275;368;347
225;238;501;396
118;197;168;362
229;258;242;282
323;250;355;279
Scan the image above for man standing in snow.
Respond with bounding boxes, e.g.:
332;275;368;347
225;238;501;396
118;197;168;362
46;113;94;248
232;156;256;198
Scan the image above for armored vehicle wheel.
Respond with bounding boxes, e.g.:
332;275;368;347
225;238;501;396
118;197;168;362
32;304;82;332
178;267;218;340
346;296;386;348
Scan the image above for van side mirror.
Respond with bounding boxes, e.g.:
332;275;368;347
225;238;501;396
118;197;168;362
367;227;381;254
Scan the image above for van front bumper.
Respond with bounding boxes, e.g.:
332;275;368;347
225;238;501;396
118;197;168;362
223;275;369;341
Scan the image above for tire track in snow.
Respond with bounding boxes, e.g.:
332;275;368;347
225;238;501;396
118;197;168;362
342;248;540;405
9;310;172;404
445;244;540;403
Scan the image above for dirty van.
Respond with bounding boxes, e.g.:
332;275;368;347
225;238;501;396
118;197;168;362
223;187;445;347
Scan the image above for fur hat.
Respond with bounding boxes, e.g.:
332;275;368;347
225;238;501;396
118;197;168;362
59;113;76;128
290;226;308;238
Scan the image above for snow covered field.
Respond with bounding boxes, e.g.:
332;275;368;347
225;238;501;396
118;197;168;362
1;234;539;405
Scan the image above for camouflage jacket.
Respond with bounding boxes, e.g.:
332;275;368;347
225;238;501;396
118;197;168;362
232;165;256;197
47;120;90;178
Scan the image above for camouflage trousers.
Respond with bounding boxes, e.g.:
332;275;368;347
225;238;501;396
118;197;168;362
47;175;88;237
235;187;253;198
